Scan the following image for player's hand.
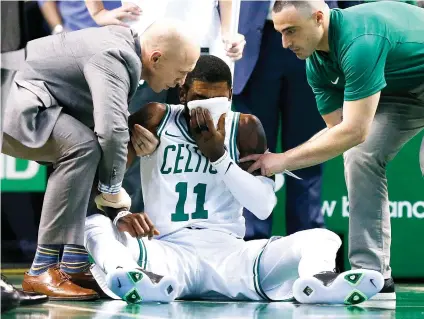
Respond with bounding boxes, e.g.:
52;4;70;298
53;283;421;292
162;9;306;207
116;212;160;240
91;3;141;27
239;152;287;177
95;188;132;211
131;124;159;157
222;33;246;61
189;107;226;162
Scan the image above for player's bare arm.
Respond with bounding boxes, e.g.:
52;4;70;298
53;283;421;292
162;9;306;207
115;102;167;239
127;102;167;167
236;114;268;175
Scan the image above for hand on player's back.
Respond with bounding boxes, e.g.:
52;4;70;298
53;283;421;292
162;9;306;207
117;212;160;240
189;108;226;162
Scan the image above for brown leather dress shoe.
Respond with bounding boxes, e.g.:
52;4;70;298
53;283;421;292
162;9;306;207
67;268;108;298
22;266;99;301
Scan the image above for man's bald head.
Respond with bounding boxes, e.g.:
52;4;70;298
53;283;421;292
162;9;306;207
272;0;330;59
140;19;200;93
142;18;199;58
273;0;326;16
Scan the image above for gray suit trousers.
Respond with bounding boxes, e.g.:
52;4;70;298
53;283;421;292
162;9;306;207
2;84;101;245
1;69;16;146
344;94;424;278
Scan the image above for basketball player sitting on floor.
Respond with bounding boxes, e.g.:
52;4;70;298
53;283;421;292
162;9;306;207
85;55;383;305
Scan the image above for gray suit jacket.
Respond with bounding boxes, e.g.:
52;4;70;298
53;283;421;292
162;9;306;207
4;25;142;192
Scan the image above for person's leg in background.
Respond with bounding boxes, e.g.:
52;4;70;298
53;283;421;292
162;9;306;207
233;21;286;240
278;49;325;235
1;1;51;311
1;69;17;146
233;21;324;240
344;99;424;300
3;111;101;300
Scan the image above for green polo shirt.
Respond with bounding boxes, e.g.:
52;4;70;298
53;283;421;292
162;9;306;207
306;1;424;115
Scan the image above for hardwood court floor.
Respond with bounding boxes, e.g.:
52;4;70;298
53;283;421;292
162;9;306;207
3;274;424;319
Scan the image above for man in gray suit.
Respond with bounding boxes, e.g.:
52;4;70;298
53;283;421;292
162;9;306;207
2;19;199;300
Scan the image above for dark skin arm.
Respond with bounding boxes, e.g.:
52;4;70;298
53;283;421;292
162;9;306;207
126;102;166;168
189;109;270;178
116;102;166;239
236;114;268;176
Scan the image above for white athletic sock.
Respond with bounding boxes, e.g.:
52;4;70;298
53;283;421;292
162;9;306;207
84;214;141;274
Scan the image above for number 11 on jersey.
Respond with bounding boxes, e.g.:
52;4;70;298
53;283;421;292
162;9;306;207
172;182;208;222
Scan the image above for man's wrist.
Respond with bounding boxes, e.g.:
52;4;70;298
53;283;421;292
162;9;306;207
113;210;131;227
211;150;234;176
92;8;109;21
209;147;226;162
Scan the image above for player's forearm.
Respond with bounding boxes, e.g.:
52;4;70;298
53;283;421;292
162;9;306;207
85;0;105;17
127;143;136;169
283;124;364;171
212;151;277;220
38;1;62;31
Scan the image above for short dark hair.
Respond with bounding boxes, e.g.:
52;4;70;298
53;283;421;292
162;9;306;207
273;0;314;14
184;55;232;89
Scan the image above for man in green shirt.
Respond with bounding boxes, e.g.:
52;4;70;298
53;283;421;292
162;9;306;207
241;0;424;300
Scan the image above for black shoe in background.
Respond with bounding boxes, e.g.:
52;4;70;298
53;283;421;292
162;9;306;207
1;274;49;307
370;277;396;300
1;277;20;313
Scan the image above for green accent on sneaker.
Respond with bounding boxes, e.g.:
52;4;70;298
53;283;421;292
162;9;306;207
128;271;143;284
123;288;142;304
344;290;367;305
344;273;364;286
303;286;313;296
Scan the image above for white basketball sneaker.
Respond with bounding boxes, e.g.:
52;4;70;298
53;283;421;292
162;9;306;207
106;267;179;304
293;269;384;305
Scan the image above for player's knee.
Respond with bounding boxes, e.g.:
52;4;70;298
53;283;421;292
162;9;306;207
84;213;112;246
307;229;342;250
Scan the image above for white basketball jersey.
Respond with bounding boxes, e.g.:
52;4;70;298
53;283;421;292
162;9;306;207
140;104;245;238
